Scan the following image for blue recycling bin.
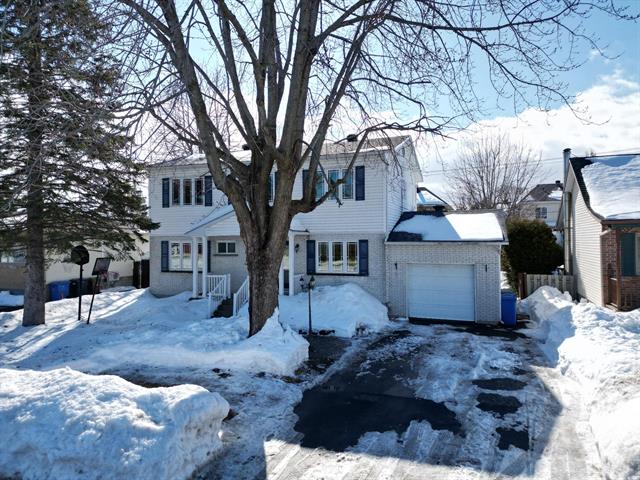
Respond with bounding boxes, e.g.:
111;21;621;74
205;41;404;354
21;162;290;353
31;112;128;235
48;281;70;301
501;291;517;326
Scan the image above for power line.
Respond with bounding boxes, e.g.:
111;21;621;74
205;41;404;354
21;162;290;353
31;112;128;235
421;147;640;177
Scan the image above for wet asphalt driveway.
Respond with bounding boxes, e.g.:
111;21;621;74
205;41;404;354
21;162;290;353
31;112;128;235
265;321;600;479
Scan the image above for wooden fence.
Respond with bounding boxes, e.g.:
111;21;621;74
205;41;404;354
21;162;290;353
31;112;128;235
518;273;575;299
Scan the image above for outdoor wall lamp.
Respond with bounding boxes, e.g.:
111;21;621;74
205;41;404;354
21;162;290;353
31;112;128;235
295;243;300;253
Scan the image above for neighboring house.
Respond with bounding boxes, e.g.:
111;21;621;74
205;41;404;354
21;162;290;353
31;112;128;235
520;181;563;229
148;136;505;323
0;240;148;300
558;148;640;311
416;186;452;212
386;210;507;323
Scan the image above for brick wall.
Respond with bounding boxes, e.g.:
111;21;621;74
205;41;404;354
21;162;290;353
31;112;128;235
385;242;502;323
601;228;640;311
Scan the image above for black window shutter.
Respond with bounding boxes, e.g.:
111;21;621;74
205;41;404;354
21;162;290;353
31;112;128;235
204;176;213;206
306;240;316;274
302;169;308;197
358;239;369;276
274;171;279;196
160;241;169;272
355;166;365;201
621;233;636;276
207;240;212;271
162;178;170;208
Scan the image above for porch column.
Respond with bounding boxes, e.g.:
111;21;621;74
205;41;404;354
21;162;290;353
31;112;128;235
615;230;622;308
202;235;208;297
191;236;198;298
288;232;295;297
278;264;284;295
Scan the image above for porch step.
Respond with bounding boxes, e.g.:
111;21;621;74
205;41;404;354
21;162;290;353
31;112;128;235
212;298;234;318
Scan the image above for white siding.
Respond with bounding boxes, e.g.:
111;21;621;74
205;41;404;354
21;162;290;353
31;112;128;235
572;187;604;305
148;165;228;237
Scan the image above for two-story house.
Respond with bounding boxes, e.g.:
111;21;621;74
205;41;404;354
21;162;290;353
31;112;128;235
520;182;563;228
147;136;506;323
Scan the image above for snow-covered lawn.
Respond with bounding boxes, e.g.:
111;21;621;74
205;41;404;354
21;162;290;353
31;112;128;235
0;289;308;376
522;287;640;479
0;290;23;307
0;367;229;480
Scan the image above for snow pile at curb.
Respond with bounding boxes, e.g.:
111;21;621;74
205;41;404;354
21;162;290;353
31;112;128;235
524;287;640;479
0;367;229;480
0;291;23;307
275;283;390;337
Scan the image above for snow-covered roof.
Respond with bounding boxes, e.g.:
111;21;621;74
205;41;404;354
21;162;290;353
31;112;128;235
524;183;563;202
184;204;307;235
416;187;449;207
388;211;506;242
580;154;640;220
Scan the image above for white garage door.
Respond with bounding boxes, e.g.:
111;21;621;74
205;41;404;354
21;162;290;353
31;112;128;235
407;264;475;321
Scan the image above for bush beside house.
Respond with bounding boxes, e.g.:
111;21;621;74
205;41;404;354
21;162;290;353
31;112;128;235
502;219;563;291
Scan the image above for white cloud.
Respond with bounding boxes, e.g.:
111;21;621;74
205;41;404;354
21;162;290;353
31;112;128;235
417;70;640;200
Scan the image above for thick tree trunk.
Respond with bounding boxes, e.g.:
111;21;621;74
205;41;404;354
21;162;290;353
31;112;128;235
246;248;281;337
22;193;46;326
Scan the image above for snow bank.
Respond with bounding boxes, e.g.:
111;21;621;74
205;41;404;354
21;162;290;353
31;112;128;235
525;287;640;479
0;289;308;377
393;212;504;241
0;367;229;480
581;154;640;220
274;283;390;337
0;291;23;307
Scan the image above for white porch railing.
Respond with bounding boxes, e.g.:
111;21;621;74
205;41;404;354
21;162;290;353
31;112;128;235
232;277;249;317
207;274;230;316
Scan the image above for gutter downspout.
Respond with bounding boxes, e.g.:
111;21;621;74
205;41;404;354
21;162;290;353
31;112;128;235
562;148;572;274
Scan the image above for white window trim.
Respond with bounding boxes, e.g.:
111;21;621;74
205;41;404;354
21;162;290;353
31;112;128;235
216;241;237;255
315;240;359;274
169;241;203;271
341;168;354;200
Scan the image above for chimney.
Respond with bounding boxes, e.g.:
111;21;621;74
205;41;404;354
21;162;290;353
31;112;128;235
563;148;571;181
555;180;562;189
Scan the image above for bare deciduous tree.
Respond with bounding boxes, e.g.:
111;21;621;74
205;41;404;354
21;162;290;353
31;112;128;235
111;0;634;335
449;133;542;216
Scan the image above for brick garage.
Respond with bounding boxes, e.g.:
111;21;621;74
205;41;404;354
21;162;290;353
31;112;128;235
601;228;640;311
385;211;507;324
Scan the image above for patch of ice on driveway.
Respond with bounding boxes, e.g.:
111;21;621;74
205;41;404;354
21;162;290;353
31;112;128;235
0;367;229;480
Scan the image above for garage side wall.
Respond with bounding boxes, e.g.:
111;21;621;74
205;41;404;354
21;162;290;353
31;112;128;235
385;243;501;324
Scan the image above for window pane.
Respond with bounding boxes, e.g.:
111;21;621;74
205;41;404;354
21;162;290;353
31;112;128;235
170;243;181;270
217;242;227;254
172;179;181;205
227;242;236;254
347;242;358;273
195;178;204;205
197;243;203;269
318;242;329;272
332;242;343;272
342;169;353;199
182;242;191;268
315;173;325;201
183;179;192;205
329;170;340;200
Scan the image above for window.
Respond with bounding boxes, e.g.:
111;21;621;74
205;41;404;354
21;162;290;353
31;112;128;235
169;241;202;271
183;179;192;205
317;242;329;272
315;172;325;200
329;169;340;200
535;207;548;219
216;241;236;255
0;248;26;264
172;179;181;205
316;241;358;274
195;178;204;205
342;169;353;199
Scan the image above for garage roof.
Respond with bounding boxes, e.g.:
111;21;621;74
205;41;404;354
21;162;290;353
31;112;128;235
388;210;506;242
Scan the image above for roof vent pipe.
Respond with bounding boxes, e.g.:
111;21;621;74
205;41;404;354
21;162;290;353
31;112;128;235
562;148;571;181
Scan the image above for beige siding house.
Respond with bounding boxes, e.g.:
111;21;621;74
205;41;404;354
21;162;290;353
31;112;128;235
559;149;640;311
